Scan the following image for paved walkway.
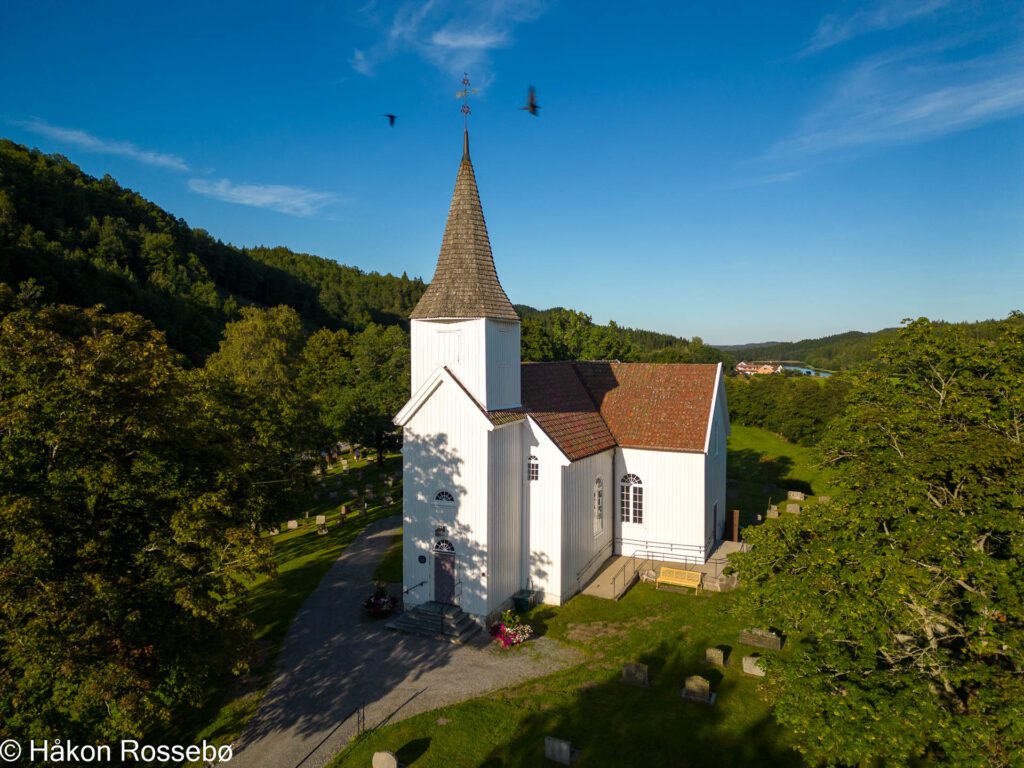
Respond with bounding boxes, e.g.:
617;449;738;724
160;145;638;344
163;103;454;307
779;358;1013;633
228;516;583;768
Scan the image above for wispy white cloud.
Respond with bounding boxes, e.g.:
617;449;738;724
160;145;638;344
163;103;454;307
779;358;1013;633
802;0;952;56
188;178;336;217
17;118;189;171
351;0;547;79
767;44;1024;162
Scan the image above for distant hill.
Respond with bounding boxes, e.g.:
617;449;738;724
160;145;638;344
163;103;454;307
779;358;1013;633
0;139;425;361
718;316;1022;371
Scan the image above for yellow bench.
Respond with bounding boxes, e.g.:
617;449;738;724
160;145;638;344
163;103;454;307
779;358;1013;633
656;567;703;593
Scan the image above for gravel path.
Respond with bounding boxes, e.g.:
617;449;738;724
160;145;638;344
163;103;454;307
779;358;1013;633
228;516;583;768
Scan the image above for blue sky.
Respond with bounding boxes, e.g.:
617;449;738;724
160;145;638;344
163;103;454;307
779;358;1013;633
2;1;1021;344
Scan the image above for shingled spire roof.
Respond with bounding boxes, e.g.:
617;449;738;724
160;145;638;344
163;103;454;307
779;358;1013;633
410;130;519;321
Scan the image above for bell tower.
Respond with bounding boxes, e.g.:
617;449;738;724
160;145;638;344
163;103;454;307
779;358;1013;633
409;129;521;410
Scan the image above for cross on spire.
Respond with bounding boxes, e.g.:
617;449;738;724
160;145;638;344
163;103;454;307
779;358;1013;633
456;73;477;129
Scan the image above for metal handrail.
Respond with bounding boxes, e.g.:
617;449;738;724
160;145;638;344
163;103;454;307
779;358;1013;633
576;538;614;585
403;580;427;596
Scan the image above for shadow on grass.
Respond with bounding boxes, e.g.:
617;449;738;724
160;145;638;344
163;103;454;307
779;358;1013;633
522;606;558;638
479;638;803;768
728;448;817;525
397;737;432;764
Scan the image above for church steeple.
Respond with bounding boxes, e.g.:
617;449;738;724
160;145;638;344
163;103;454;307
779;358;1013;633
410;130;519;321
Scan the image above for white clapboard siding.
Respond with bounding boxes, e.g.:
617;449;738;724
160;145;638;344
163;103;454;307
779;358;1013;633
484;319;521;409
412;318;521;411
401;376;491;616
487;421;524;615
524;417;570;604
615;447;708;563
560;448;615;601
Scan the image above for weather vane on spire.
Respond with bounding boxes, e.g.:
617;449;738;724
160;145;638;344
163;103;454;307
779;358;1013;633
456;73;477;129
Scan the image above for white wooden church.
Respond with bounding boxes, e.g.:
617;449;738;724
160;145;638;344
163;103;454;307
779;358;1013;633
395;130;729;623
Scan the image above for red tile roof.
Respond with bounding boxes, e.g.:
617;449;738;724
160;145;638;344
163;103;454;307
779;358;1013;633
575;362;718;452
521;363;617;461
520;362;719;459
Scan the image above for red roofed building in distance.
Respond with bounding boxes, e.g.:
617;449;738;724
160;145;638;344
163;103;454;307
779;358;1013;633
395;130;729;623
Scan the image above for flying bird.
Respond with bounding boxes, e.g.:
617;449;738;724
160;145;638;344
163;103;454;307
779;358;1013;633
519;86;540;116
383;114;396;127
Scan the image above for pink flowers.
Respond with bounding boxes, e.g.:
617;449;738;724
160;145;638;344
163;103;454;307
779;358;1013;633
490;609;532;648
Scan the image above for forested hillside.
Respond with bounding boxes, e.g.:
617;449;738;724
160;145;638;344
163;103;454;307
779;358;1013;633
0;139;425;361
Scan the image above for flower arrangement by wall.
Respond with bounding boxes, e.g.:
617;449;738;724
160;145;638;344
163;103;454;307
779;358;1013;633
363;583;397;618
490;609;532;648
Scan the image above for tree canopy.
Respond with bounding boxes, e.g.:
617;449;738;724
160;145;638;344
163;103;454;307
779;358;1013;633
734;315;1024;766
0;290;272;741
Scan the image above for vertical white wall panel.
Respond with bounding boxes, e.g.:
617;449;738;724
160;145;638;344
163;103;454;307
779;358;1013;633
486;422;524;615
524;418;569;604
560;449;615;601
614;447;708;564
484;319;521;409
411;319;485;402
402;377;491;616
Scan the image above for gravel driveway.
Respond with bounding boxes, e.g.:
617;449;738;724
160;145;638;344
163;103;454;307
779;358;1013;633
227;516;582;768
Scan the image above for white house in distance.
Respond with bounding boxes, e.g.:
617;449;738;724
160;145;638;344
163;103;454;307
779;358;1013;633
394;130;729;624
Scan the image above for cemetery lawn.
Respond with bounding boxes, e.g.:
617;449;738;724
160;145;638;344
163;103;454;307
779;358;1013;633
161;453;403;756
331;587;803;768
727;424;837;525
374;533;404;583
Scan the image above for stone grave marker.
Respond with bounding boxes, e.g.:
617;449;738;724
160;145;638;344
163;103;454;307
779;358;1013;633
742;655;766;677
818;495;831;504
371;752;399;768
286;520;298;530
785;503;800;515
544;736;573;765
787;490;805;501
621;662;650;687
738;628;784;650
268;527;279;536
704;646;728;666
316;515;326;525
362;501;368;516
767;506;779;519
386;477;393;487
681;675;715;705
385;495;394;505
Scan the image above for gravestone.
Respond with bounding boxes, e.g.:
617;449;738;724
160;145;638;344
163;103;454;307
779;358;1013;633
705;647;728;666
738;628;784;650
682;675;715;705
362;501;368;516
544;736;573;765
787;490;805;501
385;495;394;505
287;520;298;530
341;504;348;516
268;527;279;536
371;752;398;768
767;506;779;519
818;495;831;504
742;655;766;677
785;503;800;515
341;459;349;469
386;477;393;487
316;515;326;526
621;662;650;687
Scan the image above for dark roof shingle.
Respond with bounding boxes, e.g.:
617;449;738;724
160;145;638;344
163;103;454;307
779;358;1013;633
410;131;518;321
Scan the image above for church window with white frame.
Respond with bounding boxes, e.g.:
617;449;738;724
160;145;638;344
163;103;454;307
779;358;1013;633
528;455;539;481
593;478;604;535
620;474;643;524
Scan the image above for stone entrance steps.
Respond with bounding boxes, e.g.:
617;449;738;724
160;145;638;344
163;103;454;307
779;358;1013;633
386;601;481;644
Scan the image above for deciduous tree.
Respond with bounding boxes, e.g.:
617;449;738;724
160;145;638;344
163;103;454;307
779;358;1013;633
734;316;1024;766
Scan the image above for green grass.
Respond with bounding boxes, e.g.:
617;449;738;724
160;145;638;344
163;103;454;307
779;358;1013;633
727;425;837;526
331;588;803;768
161;451;404;755
374;534;404;583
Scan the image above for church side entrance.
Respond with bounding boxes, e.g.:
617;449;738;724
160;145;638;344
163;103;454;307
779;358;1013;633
433;539;456;604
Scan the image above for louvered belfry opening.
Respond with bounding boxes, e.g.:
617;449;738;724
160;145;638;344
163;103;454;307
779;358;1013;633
410;130;519;321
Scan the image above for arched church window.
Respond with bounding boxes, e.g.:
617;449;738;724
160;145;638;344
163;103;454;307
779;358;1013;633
434;490;455;504
593;478;604;535
528;456;539;481
620;474;643;524
434;538;455;552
